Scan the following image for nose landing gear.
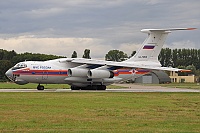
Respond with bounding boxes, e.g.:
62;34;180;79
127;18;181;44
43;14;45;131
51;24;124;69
37;84;44;90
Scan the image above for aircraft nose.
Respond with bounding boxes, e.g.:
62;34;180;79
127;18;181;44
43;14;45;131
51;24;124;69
5;69;14;81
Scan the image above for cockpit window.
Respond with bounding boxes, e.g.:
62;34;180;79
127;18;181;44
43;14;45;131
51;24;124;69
12;63;27;70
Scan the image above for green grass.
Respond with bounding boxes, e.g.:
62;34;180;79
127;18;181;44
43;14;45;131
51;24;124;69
144;83;200;89
0;82;123;89
0;93;199;132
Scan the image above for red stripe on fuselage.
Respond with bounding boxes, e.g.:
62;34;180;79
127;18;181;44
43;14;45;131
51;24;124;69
114;69;133;76
13;69;68;76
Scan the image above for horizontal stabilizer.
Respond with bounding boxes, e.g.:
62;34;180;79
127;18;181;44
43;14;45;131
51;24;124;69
141;28;197;33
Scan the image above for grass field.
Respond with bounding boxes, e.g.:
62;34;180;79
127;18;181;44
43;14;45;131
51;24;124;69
0;93;199;132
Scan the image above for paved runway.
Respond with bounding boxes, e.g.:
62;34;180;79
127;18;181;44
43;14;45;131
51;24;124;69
0;84;199;92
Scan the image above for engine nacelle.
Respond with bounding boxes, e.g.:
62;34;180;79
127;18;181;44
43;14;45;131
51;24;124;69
68;68;88;77
87;70;114;79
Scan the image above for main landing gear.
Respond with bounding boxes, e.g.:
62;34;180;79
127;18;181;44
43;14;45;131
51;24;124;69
71;85;106;90
37;84;44;90
36;84;106;91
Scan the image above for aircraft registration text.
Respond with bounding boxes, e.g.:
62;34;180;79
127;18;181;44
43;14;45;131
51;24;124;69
32;66;52;69
138;56;147;58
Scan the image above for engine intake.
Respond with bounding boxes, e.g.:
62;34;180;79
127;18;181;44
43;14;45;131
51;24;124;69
68;68;88;77
87;70;114;78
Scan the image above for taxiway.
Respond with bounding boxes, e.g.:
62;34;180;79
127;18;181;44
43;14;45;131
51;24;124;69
0;84;199;92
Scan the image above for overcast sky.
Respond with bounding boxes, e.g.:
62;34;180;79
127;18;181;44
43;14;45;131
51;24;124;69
0;0;199;58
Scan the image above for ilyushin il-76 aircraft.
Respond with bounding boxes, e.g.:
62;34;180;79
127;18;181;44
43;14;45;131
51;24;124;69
5;28;196;90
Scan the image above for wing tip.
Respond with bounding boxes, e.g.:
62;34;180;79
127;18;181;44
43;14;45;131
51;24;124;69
186;28;197;30
179;70;191;72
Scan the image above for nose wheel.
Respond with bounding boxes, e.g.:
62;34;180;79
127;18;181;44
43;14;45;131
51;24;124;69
37;84;44;90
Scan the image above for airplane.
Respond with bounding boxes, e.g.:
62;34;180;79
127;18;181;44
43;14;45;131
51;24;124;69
5;28;196;90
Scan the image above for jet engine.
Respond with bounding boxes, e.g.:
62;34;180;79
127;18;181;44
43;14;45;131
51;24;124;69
68;68;88;77
87;70;114;79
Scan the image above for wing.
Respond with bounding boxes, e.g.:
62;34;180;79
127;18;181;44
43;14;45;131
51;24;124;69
62;58;189;72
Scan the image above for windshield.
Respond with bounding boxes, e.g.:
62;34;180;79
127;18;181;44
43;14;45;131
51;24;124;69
12;63;27;70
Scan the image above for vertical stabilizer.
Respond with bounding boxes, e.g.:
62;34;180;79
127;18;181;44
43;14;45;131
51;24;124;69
124;28;196;63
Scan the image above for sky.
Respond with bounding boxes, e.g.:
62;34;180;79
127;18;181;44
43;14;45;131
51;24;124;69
0;0;199;58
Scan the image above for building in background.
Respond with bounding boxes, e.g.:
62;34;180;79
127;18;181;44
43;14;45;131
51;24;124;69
169;71;199;83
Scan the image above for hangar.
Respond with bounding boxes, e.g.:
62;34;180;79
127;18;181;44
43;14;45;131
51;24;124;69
134;71;171;84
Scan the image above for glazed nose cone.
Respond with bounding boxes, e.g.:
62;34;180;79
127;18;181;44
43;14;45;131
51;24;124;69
5;69;14;81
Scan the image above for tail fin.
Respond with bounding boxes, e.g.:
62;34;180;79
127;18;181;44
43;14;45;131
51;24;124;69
125;28;196;63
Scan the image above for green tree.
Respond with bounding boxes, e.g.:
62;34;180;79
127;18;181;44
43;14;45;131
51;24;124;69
0;60;12;81
11;52;64;65
71;51;77;58
82;49;91;59
158;48;165;66
0;49;4;60
165;48;172;67
177;49;185;67
172;49;178;67
186;64;196;74
105;50;128;62
0;49;17;60
158;48;172;67
197;49;200;69
129;51;136;58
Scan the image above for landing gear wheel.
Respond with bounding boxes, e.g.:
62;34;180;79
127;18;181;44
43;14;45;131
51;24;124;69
95;85;106;90
37;84;44;90
87;85;106;90
71;86;80;90
71;85;106;90
98;85;106;90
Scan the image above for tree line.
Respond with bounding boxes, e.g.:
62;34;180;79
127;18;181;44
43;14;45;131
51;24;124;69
158;48;200;76
159;48;200;69
1;48;200;81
